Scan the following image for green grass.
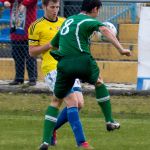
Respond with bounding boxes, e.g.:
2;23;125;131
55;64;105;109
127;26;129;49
0;93;150;150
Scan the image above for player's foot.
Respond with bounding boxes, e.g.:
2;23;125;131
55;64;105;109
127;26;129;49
79;141;94;149
106;121;120;131
50;130;57;146
39;143;48;150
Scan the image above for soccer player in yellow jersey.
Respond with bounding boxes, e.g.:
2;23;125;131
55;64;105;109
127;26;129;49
28;0;92;149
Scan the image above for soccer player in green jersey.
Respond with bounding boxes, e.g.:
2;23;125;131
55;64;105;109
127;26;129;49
39;0;131;149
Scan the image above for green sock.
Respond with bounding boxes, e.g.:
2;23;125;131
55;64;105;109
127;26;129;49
95;84;114;122
42;106;59;144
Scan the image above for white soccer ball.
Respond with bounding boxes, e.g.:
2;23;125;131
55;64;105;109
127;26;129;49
90;22;117;42
103;22;117;36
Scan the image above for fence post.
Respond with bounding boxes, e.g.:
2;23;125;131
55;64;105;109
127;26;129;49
60;0;64;17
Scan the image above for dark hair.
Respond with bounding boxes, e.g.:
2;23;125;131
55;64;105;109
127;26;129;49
42;0;59;6
81;0;102;13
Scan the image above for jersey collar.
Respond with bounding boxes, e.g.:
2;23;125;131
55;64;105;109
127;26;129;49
43;16;58;22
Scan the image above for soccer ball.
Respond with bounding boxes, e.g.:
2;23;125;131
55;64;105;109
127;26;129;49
103;22;117;36
90;22;117;42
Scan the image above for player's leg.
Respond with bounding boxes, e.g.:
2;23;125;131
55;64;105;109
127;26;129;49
64;92;86;145
39;97;63;150
95;77;120;131
95;76;114;122
88;56;120;131
72;79;84;108
67;91;93;150
40;70;65;149
44;70;62;146
64;92;93;149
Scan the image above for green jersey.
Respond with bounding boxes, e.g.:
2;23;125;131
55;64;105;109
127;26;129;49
51;13;104;56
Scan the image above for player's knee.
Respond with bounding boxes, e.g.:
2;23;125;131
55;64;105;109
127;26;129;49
77;94;84;108
66;99;78;108
95;76;104;87
51;96;63;108
95;83;110;103
65;93;79;107
73;91;84;108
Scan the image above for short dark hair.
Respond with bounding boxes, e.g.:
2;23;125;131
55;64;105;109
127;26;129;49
42;0;59;6
81;0;102;13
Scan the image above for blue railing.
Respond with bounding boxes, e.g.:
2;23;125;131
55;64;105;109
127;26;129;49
97;3;137;25
60;0;150;24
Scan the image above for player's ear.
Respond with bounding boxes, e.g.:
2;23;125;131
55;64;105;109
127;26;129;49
92;7;100;17
92;7;98;13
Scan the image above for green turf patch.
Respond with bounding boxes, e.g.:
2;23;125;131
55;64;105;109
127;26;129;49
0;93;150;150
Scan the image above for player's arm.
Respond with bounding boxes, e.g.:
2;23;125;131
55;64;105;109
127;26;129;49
29;43;52;57
29;24;60;57
28;21;55;57
99;26;131;56
29;31;60;57
29;38;58;57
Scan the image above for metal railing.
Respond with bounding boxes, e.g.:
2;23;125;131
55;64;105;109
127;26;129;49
60;0;150;25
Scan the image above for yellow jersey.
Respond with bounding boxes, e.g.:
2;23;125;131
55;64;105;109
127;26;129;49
28;17;65;75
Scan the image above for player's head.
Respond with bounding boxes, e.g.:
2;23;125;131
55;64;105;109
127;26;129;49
42;0;60;20
81;0;102;17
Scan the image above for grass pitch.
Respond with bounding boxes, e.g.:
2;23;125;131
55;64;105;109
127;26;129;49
0;93;150;150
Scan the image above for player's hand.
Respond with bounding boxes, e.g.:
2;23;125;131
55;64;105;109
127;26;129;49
120;49;131;56
4;1;11;7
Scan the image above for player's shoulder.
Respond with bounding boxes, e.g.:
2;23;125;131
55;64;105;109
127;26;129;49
57;16;66;23
29;17;45;34
30;17;45;29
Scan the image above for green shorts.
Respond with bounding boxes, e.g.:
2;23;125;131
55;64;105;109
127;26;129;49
54;53;99;99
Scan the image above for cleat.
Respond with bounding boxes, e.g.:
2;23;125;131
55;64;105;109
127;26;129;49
50;130;57;146
39;143;48;150
79;141;94;149
106;121;120;131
